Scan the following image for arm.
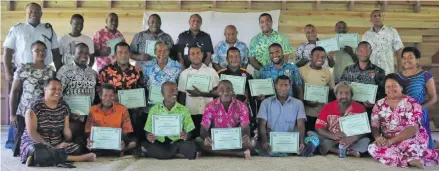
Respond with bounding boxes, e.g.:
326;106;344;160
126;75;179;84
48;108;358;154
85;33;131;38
212;63;222;71
200;126;210;139
327;55;335;68
258;118;268;144
9;78;22;123
88;53;95;68
389;126;418;144
52;48;62;71
297;118;306;144
295;58;309;68
63;115;72;141
284;53;292;63
204;52;212;66
316;128;336;140
344;46;358;63
396;48;403;72
25;109;49;145
248;57;262;70
296;86;304;101
2;48;14;82
178;92;186;105
424;78;437;109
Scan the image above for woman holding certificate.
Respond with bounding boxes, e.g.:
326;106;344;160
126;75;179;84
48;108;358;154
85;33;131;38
368;74;439;168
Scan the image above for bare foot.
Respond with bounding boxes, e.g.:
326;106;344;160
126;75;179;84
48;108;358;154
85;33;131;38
408;159;424;169
347;150;361;158
84;153;97;162
174;153;185;158
243;149;251;160
25;156;33;167
196;152;201;159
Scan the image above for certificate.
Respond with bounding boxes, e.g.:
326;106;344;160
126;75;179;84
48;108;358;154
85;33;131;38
317;37;339;52
339;112;371;137
185;74;211;93
149;85;164;104
64;95;91;115
270;132;299;153
106;38;122;56
144;40;158;57
304;83;329;103
248;79;275;96
90;127;121;150
211;128;242;150
152;115;182;136
118;88;147;109
351;82;378;103
220;74;246;95
337;33;359;48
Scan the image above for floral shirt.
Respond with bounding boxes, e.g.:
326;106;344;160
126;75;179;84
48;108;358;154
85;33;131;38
56;62;97;102
98;62;145;90
92;27;125;71
142;59;182;89
260;62;302;97
130;29;174;68
201;98;250;128
295;40;329;67
249;30;293;66
315;101;366;133
212;40;248;68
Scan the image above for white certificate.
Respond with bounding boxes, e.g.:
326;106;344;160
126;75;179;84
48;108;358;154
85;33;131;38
211;128;242;150
351;82;378;103
248;79;275;96
337;33;359;48
339;112;371;137
304;83;329;103
220;74;246;95
149;85;164;104
106;38;122;56
317;37;339;52
63;95;91;115
185;74;211;93
144;40;158;57
118;88;147;109
90;127;121;150
270;132;299;153
152;115;182;136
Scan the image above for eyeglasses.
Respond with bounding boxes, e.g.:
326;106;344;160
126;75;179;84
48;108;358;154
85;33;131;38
32;49;46;53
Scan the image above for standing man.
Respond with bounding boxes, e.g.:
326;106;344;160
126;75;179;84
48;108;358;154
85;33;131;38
130;14;174;69
175;14;214;69
212;25;248;71
332;21;357;83
92;13;125;72
362;10;404;74
295;24;335;68
58;14;95;67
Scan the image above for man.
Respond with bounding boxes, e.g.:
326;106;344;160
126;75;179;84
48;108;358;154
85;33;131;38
257;75;316;157
362;10;404;74
131;14;174;69
197;80;252;159
260;43;303;99
308;81;370;157
85;83;137;156
139;82;198;160
58;14;95;67
249;13;293;73
177;46;219;139
92;13;125;72
98;42;146;142
176;14;213;69
212;25;248;71
299;47;335;132
295;24;335;68
332;21;358;83
57;43;97;147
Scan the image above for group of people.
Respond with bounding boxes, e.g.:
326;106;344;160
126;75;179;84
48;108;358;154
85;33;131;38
3;2;439;169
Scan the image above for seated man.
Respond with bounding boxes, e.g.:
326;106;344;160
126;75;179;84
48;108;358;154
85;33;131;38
85;84;137;156
139;82;198;160
256;75;318;157
308;81;370;157
196;80;252;159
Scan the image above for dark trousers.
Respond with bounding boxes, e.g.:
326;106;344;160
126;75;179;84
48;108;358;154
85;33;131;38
305;115;317;133
69;118;87;153
190;115;203;140
13;115;25;157
129;109;147;142
141;140;197;160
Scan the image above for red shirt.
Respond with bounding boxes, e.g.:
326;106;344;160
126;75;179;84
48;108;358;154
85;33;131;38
315;101;366;133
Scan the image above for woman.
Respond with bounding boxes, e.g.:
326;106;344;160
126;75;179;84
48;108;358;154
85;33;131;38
9;41;55;157
368;74;439;168
20;78;96;166
398;47;437;149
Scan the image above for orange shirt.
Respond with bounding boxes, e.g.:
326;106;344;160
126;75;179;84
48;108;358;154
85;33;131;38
85;103;133;134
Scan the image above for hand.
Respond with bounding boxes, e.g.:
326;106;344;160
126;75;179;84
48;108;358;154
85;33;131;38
180;131;188;141
86;138;94;149
256;94;265;101
204;137;213;147
340;136;357;148
187;86;202;97
363;101;374;108
298;143;305;154
328;51;336;57
120;141;125;150
331;132;345;141
343;46;354;55
5;72;13;84
139;54;151;61
55;142;69;149
147;133;156;143
242;135;250;144
9;115;18;128
262;142;271;152
374;136;389;147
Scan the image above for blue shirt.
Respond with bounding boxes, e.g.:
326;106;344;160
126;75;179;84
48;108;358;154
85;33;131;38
257;96;306;132
260;62;302;96
212;40;248;68
142;59;182;88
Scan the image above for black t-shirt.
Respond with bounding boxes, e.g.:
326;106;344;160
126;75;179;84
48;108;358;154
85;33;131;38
175;30;214;68
217;67;253;102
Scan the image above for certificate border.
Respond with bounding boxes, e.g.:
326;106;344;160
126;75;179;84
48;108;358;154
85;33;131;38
118;88;147;109
248;79;275;96
317;37;339;52
304;83;329;103
269;132;299;153
211;128;242;151
90;126;122;151
351;82;378;103
144;40;158;56
339;112;371;137
220;74;247;95
185;74;212;93
152;115;182;136
336;33;359;49
106;38;122;56
148;85;164;105
63;95;91;116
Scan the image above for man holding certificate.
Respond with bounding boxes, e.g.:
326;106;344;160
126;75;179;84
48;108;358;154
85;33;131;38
85;84;137;156
197;80;252;159
310;82;370;157
256;75;317;157
295;24;335;68
332;21;358;83
138;82;198;160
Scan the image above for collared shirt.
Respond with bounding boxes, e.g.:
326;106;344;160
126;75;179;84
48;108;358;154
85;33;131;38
98;62;145;90
145;103;195;143
315;101;366;133
4;23;59;66
362;25;404;74
333;49;356;83
299;65;335;117
177;64;220;115
260;62;302;96
58;34;94;65
217;67;253;102
85;103;133;134
295;40;329;67
212;40;248;68
201;98;250;128
340;62;386;100
142;59;182;89
176;30;214;68
56;62;98;102
130;29;174;68
92;27;125;71
257;96;306;132
249;30;293;66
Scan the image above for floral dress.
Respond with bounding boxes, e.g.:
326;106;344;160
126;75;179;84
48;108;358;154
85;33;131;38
368;95;439;167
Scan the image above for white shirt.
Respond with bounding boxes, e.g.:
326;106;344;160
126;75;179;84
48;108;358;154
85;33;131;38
3;23;59;66
58;34;94;65
362;25;404;74
178;64;220;115
295;40;329;68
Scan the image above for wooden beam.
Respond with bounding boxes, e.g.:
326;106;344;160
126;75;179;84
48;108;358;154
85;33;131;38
282;0;287;10
414;0;421;13
7;0;14;11
144;0;147;10
348;0;355;11
40;0;46;8
380;0;388;12
212;0;216;8
178;0;182;10
75;0;80;8
109;0;113;9
247;0;251;9
315;0;321;10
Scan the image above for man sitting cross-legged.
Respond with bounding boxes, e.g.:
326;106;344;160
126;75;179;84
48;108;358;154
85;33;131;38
196;80;252;159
